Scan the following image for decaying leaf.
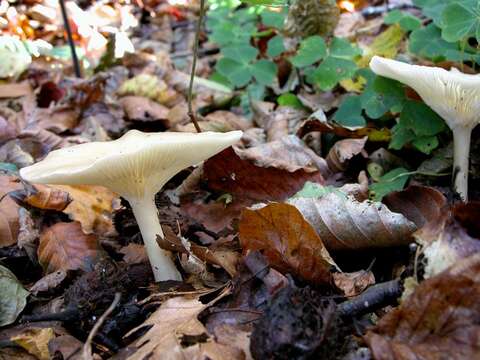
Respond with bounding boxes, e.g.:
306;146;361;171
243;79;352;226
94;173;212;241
239;202;335;284
29;270;68;295
364;253;480;360
0;175;22;247
11;327;55;360
333;270;375;297
0;264;29;326
326;136;368;173
125;294;246;360
120;95;170;124
415;202;480;278
54;185;120;236
288;193;417;250
11;184;71;211
383;185;447;229
119;243;148;265
38;222;100;274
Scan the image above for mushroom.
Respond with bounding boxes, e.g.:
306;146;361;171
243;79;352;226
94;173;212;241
369;56;480;201
19;130;243;281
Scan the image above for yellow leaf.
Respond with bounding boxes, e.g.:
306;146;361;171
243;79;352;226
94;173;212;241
118;74;173;104
11;328;55;360
340;75;367;92
357;25;405;68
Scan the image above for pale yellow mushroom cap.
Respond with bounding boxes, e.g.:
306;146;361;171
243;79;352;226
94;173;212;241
369;56;480;131
20;130;243;201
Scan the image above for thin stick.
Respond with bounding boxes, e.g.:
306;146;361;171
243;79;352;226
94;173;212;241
58;0;82;78
187;0;206;133
82;293;121;360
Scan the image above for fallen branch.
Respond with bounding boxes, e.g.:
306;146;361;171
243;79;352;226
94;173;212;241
337;279;402;317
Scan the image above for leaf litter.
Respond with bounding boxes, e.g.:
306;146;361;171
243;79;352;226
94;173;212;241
0;1;479;359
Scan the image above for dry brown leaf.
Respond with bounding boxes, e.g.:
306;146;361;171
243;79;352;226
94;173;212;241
0;140;34;168
12;184;71;211
29;270;67;295
176;111;250;133
119;243;148;265
55;185;120;237
120;96;170;124
364;253;480;360
239;203;335;284
47;335;84;360
0;116;17;143
0;175;22;247
35;107;79;134
326;136;368;173
383;186;447;229
0;83;33;98
11;327;55;360
125;295;246;360
333;270;375;297
38;222;100;274
288;193;417;250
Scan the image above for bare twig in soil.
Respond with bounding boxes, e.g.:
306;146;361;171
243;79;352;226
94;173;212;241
82;293;121;360
58;0;82;78
337;279;402;317
187;0;206;133
21;308;79;323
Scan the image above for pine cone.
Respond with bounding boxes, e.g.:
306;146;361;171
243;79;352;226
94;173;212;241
285;0;340;38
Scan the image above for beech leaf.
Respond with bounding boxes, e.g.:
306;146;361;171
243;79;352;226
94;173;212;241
0;264;29;326
288;193;417;250
239;202;336;284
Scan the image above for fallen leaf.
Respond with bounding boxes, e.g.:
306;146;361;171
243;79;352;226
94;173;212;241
55;185;120;236
239;202;335;284
48;335;84;360
11;184;72;211
415;202;480;278
35;107;79;134
125;294;246;360
288;193;417;250
0;116;17;143
29;270;68;295
0;264;29;326
176;111;250;133
333;270;375;297
38;222;100;274
0;140;34;168
120;96;170;124
0;175;22;248
0;82;33;98
11;327;55;360
119;243;148;265
364;253;480;360
326;136;368;173
17;207;38;261
383;185;447;229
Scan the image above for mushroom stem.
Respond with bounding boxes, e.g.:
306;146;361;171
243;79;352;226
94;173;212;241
130;197;182;282
452;125;472;201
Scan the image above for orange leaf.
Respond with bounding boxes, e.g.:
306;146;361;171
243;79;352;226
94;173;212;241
22;184;71;211
38;222;99;273
239;203;335;284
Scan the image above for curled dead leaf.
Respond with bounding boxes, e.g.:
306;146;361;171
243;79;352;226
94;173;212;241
120;96;170;125
38;222;100;274
0;175;22;248
11;184;71;211
365;253;480;360
239;203;335;284
288;193;417;250
333;270;375;297
326;136;368;173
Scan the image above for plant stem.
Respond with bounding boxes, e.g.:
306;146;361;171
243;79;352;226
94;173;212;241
58;0;82;78
187;0;206;134
452;126;472;201
130;197;182;281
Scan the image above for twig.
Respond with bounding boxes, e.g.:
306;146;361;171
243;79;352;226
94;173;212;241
58;0;82;78
21;308;79;323
187;0;206;133
82;293;121;360
337;279;402;317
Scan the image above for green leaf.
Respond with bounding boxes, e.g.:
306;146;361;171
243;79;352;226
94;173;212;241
369;167;410;201
291;182;347;199
390;123;416;150
333;95;366;128
0;265;29;326
241;0;286;5
290;35;327;67
216;58;253;87
412;135;439;154
261;9;287;28
221;44;258;63
385;10;422;31
251;59;277;85
267;35;285;57
442;2;480;42
400;100;447;137
409;24;459;60
277;93;304;109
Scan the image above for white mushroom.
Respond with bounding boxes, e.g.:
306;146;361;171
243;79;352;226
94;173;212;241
20;130;243;281
370;56;480;201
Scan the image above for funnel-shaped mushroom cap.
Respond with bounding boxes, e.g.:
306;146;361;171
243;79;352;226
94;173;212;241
20;130;243;201
370;56;480;131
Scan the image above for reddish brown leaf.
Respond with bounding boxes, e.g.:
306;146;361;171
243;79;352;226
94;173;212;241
203;147;325;202
0;83;33;98
120;96;170;124
0;176;22;247
383;186;447;229
38;222;99;274
239;203;335;284
326;136;367;173
364;253;480;360
12;184;71;211
119;243;148;265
